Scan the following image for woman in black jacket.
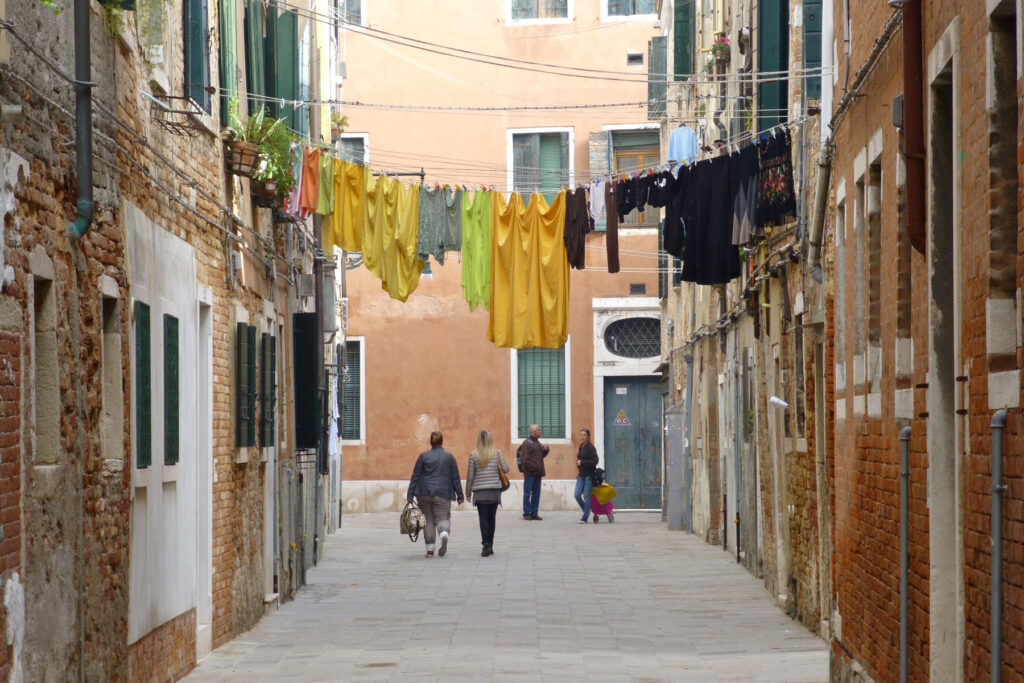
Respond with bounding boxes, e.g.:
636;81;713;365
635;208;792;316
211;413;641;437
574;428;600;524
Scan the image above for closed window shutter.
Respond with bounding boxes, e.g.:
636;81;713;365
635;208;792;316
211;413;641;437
342;341;361;440
247;325;257;446
648;36;667;119
163;315;180;465
260;332;271;447
218;0;237;124
270;335;276;444
587;130;612;231
236;322;250;447
184;0;211;112
243;0;265;115
135;301;152;468
335;344;343;433
673;0;694;80
270;8;299;130
513;133;540;194
517;346;566;438
757;0;789;129
803;0;822;99
538;133;564;203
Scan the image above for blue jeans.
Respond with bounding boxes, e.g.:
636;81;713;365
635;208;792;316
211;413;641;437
522;475;542;516
574;475;594;520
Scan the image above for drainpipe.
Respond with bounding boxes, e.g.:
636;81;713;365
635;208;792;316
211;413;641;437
902;0;926;254
733;332;741;564
807;141;833;283
991;409;1007;683
682;288;697;534
899;425;911;683
65;0;94;240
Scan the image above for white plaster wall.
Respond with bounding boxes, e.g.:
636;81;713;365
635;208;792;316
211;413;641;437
126;202;198;643
343;479;583;514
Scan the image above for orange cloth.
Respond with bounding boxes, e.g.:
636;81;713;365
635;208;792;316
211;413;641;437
299;147;320;213
488;191;569;349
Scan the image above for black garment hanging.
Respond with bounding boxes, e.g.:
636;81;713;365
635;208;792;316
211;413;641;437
756;128;797;228
662;166;689;260
646;170;676;209
681;155;740;285
563;187;593;270
605;182;620;273
730;144;760;245
615;176;636;222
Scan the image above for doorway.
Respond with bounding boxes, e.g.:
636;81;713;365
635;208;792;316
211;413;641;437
603;376;663;509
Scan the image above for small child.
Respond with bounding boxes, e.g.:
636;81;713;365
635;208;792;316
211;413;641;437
589;467;617;523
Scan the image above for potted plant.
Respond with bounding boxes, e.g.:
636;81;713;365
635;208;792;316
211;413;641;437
224;99;281;178
330;111;349;143
252;122;297;208
712;34;730;65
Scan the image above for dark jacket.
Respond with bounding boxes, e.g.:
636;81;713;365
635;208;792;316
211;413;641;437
577;442;599;477
408;447;465;502
519;437;548;477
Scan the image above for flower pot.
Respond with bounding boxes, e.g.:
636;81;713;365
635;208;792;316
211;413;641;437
225;140;259;178
252;179;279;207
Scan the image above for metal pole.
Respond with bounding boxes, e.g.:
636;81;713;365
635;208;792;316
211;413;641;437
899;425;911;683
991;409;1007;683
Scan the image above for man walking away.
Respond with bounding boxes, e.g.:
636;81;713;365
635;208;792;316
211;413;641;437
408;431;465;557
519;424;549;520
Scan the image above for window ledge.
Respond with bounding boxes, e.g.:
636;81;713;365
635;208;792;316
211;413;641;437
341;439;365;447
162;464;180;482
601;13;658;23
133;467;153;488
506;17;573;25
189;111;220;139
235;447;251;464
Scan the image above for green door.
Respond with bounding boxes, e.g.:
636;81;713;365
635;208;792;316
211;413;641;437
603;377;663;509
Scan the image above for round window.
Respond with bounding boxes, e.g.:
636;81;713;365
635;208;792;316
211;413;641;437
603;317;661;359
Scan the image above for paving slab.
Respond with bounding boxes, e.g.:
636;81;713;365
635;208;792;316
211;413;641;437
187;510;827;682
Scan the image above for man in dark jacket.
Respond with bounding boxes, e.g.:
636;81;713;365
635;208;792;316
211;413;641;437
408;432;464;557
574;427;599;523
519;424;549;521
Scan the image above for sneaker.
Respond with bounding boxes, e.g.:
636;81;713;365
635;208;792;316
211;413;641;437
579;519;588;524
522;514;531;520
483;547;494;557
531;514;543;521
438;532;449;557
425;550;434;557
593;516;600;523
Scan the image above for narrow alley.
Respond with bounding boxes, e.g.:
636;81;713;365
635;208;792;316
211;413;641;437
187;512;827;681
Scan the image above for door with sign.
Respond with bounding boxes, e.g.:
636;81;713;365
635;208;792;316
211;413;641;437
603;376;662;509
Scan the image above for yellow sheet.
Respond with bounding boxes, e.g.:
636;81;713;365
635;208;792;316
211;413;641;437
488;191;569;349
362;175;424;302
329;160;365;253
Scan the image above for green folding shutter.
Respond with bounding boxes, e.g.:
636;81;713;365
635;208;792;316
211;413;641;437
247;325;257;446
243;0;265;116
260;332;270;446
538;133;564;203
272;8;299;130
648;36;667;119
803;0;822;99
517;347;565;438
236;322;249;447
135;302;152;468
342;341;361;440
163;315;180;465
758;0;789;129
513;133;540;195
269;335;276;445
673;0;694;80
335;344;343;433
219;0;237;124
184;0;211;112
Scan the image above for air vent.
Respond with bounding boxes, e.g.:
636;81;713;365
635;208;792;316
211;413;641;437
627;53;644;66
629;283;647;296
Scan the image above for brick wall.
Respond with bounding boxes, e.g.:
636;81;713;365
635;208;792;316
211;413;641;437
0;331;21;681
127;609;196;682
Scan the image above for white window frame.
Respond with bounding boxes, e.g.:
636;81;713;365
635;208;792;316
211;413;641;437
505;0;574;26
505;126;575;195
339;0;366;29
510;338;572;444
340;335;366;446
337;133;369;164
600;0;658;23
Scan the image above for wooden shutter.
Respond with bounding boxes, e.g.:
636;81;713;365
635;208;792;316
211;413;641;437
513;133;540;194
219;0;237;123
342;340;361;440
184;0;211;112
538;133;564;203
673;0;694;80
243;0;266;116
236;322;250;447
269;335;276;445
135;301;152;468
163;314;180;465
757;0;789;129
259;333;277;447
271;8;299;130
803;0;822;99
246;325;257;446
648;36;667;119
517;347;565;438
335;343;344;433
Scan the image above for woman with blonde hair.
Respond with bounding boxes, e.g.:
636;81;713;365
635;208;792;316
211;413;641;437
465;429;510;557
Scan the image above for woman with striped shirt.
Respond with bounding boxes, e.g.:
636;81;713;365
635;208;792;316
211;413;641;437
466;430;510;557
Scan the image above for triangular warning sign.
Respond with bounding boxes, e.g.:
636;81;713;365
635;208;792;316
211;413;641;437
614;410;630;425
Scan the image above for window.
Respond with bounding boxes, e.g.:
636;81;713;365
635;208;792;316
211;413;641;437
101;297;123;464
607;0;655;17
674;0;694;79
342;339;363;441
611;129;660;226
339;0;363;26
516;346;567;438
34;277;59;465
184;0;210;112
236;323;257;448
339;135;368;164
512;131;570;204
163;314;179;465
259;333;277;448
604;317;660;358
135;301;152;468
509;0;569;23
243;0;266;116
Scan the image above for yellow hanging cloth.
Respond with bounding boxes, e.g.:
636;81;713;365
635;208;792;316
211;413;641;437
330;159;365;253
379;181;425;302
488;191;569;349
361;172;386;280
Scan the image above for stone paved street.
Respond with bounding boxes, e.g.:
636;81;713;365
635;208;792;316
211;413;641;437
188;511;827;682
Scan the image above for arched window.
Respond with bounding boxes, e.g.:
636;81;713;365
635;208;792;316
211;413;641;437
604;317;660;358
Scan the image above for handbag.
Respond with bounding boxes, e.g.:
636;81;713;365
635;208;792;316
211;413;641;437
400;500;425;542
497;452;510;492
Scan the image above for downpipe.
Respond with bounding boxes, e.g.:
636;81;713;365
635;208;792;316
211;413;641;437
807;141;832;283
991;410;1007;683
66;0;95;240
899;425;911;683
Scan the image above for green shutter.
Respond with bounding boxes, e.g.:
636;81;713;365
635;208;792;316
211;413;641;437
803;0;822;99
758;0;789;130
269;8;298;130
608;0;630;16
236;322;250;447
513;133;540;194
538;133;564;203
247;325;257;446
611;130;660;149
517;346;566;438
673;0;694;80
648;36;667;119
184;0;211;112
163;315;180;466
219;0;237;124
342;340;361;440
135;302;152;468
269;335;276;445
243;0;266;116
260;332;277;447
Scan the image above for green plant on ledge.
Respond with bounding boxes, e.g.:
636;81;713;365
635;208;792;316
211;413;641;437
254;118;298;199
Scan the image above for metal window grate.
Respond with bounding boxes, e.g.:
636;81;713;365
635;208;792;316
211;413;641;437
604;317;661;359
